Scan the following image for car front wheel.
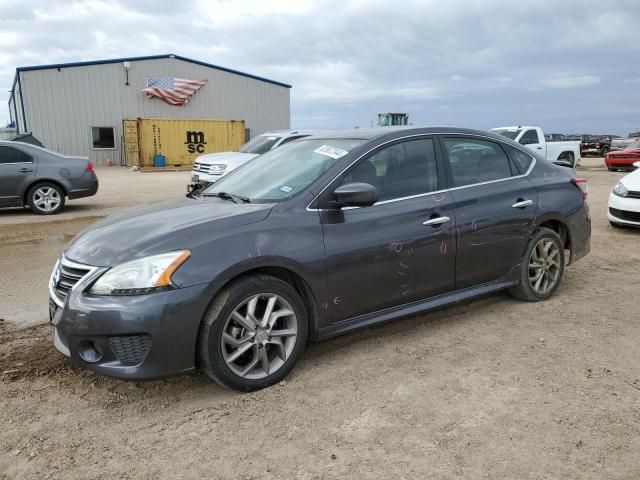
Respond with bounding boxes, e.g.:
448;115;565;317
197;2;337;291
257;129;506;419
28;182;65;215
198;274;308;391
509;227;565;302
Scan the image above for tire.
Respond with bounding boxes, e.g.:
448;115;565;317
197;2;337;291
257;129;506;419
27;182;65;215
509;228;565;302
601;146;609;157
198;274;308;391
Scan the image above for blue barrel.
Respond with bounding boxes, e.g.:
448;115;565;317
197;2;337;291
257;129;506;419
153;154;166;167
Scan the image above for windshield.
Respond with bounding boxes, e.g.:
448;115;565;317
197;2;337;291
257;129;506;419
493;129;521;140
202;138;364;203
625;142;640;150
239;135;281;154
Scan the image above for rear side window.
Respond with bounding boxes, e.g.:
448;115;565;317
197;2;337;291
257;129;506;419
0;146;31;164
506;146;534;174
519;129;540;145
343;138;438;202
443;138;513;187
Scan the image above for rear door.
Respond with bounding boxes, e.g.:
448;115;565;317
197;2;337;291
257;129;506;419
440;136;538;289
0;145;35;207
320;136;456;322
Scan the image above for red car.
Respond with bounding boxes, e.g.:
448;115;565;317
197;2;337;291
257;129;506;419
605;142;640;171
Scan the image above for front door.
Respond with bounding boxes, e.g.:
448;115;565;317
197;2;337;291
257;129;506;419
0;145;35;207
320;137;456;323
441;136;538;289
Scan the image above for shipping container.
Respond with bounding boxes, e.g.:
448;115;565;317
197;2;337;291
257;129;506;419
123;118;246;167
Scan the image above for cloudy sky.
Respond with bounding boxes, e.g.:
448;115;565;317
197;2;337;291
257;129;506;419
1;0;639;135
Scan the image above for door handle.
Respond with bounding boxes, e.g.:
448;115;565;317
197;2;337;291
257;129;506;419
422;216;450;226
536;147;543;150
19;168;34;173
512;199;533;208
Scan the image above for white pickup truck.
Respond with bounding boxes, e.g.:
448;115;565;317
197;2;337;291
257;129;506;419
491;126;581;167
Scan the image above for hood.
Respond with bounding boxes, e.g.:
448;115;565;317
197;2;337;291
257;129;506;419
195;151;259;170
620;168;640;190
608;148;640;157
64;198;273;267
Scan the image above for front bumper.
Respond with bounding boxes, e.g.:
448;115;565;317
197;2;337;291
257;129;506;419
605;157;639;170
190;170;226;185
608;193;640;227
49;258;212;379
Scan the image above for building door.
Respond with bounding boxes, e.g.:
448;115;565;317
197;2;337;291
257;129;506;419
123;119;140;167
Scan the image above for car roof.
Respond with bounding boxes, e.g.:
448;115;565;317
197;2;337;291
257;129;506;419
309;126;509;141
259;130;329;137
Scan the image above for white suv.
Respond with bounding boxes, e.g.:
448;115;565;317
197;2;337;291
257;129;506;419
190;130;326;186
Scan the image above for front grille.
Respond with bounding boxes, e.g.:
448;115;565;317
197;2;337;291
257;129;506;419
108;335;151;365
193;162;225;175
610;207;640;222
52;259;92;304
628;190;640;199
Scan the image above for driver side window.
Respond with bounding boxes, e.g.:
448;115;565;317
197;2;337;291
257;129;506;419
343;138;438;202
520;129;540;145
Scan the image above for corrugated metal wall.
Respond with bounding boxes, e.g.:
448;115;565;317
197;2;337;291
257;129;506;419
14;57;290;165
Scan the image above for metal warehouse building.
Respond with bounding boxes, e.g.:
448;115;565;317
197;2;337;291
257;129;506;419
7;54;291;166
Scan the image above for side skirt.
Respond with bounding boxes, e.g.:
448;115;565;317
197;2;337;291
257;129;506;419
314;266;520;341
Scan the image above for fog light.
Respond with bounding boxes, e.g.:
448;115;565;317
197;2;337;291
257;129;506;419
78;340;102;363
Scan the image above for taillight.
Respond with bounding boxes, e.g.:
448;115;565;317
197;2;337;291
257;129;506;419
571;178;588;200
85;162;94;173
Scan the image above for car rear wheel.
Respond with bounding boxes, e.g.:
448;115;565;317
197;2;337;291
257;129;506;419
509;228;565;302
28;182;65;215
198;274;308;391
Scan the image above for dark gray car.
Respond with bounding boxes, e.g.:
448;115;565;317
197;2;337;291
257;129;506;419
0;141;98;214
49;127;591;391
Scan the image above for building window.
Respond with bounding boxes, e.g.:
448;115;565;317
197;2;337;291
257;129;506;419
91;127;116;149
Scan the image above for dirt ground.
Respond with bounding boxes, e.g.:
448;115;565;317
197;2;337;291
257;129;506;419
1;159;639;479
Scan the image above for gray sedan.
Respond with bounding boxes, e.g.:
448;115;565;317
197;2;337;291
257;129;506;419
0;141;98;214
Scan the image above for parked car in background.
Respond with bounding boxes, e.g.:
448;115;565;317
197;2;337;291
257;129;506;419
608;161;640;228
491;126;581;167
0;141;98;215
189;130;326;188
582;135;611;157
612;136;639;151
605;141;640;171
49;126;590;391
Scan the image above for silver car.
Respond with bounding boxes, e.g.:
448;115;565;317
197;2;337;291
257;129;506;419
0;141;98;215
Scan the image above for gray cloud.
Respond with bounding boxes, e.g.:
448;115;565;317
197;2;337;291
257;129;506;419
1;0;639;135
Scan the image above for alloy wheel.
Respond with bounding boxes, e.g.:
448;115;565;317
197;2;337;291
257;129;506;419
221;293;298;380
33;187;61;212
528;238;561;295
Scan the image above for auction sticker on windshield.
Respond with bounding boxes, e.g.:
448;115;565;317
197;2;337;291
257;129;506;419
313;145;349;159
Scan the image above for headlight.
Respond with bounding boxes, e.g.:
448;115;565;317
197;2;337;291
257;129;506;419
90;250;190;296
613;181;628;198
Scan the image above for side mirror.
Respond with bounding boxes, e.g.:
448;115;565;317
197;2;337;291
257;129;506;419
633;161;640;169
332;182;378;208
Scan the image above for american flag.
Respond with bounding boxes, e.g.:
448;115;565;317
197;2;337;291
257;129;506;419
142;76;207;106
